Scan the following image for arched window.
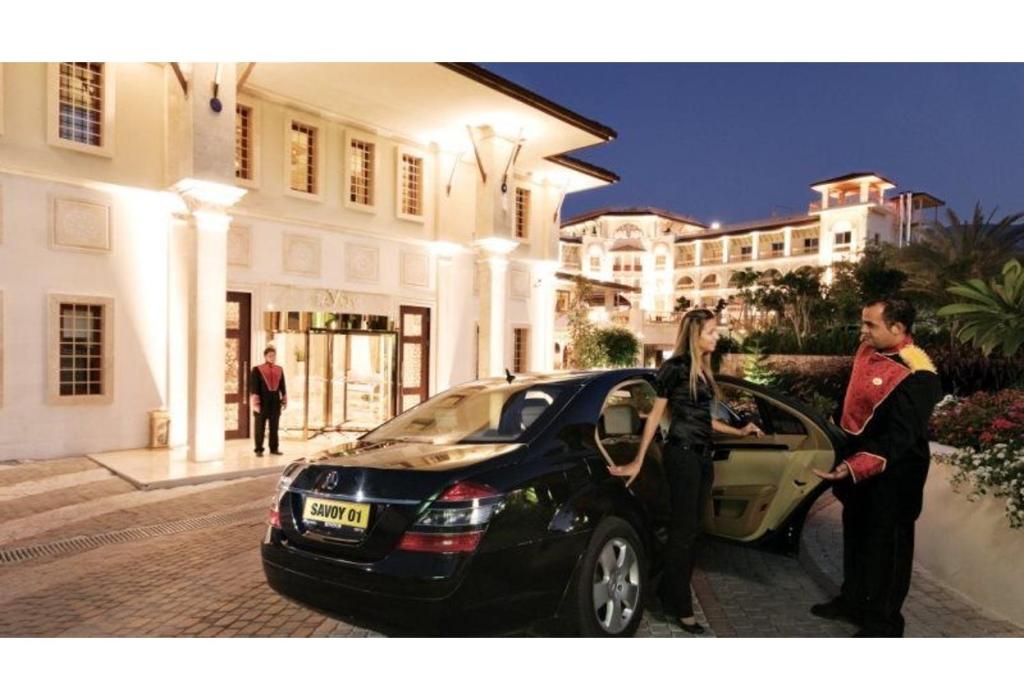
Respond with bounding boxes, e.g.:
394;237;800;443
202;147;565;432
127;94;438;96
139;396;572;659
676;276;695;290
701;273;720;288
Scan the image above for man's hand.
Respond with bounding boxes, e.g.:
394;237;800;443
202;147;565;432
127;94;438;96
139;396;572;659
813;462;850;481
741;422;765;438
607;459;642;488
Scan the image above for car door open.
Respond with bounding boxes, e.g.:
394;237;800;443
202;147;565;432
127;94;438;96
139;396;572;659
704;379;836;541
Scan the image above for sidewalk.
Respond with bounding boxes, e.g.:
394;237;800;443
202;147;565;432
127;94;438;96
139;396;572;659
800;492;1023;637
88;432;362;490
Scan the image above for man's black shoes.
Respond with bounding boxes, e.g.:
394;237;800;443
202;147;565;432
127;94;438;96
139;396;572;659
270;450;284;456
810;597;860;624
254;449;264;456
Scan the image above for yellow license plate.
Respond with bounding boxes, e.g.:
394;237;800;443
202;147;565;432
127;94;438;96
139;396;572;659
302;497;371;530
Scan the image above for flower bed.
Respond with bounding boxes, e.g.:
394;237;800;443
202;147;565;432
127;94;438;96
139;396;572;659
930;389;1024;530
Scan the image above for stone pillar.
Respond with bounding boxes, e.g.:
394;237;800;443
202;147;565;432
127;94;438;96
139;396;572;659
531;260;560;371
752;231;761;260
475;246;513;379
784;227;793;257
435;251;456;391
720;235;730;264
860;181;870;203
695;239;703;267
174;179;246;463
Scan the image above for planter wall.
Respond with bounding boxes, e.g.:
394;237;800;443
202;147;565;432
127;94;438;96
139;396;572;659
915;443;1024;627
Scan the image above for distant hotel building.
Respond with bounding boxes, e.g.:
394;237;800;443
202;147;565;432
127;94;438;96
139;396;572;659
555;172;943;363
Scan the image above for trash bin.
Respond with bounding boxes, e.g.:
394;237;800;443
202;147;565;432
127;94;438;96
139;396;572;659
149;409;170;449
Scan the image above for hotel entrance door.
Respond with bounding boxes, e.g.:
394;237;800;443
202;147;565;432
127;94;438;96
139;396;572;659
267;313;397;439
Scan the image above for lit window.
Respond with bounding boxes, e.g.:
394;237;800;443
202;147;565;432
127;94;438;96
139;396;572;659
289;120;318;195
49;294;113;404
235;104;253;181
401;153;423;217
515;187;530;238
349;138;375;206
513;328;529;373
57;62;104;147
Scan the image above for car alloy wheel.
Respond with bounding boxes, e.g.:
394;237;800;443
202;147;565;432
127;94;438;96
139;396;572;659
591;536;642;634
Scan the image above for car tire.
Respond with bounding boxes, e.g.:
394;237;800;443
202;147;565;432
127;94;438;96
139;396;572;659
565;516;647;637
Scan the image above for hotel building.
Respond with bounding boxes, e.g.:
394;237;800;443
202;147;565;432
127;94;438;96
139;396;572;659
0;62;617;460
556;173;943;362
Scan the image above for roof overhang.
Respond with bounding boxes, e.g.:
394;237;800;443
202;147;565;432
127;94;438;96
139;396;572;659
810;172;896;193
555;272;640;293
237;62;615;193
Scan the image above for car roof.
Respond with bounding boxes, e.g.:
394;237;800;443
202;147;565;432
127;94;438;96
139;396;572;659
468;368;653;391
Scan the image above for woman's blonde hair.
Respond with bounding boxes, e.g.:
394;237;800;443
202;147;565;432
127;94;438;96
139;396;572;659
670;308;721;401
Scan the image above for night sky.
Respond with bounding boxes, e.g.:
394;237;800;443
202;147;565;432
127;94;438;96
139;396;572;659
483;63;1024;227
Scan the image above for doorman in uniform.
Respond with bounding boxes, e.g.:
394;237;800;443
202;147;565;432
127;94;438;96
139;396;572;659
250;346;288;456
812;298;943;637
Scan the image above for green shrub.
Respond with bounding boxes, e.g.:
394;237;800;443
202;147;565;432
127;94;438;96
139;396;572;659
593;326;641;368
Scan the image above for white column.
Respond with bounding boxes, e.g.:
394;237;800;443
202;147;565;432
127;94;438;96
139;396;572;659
484;255;509;377
752;231;761;261
784;227;793;257
435;251;456;391
860;181;870;203
474;239;518;379
174;179;246;463
531;260;559;372
695;239;704;267
720;235;730;264
820;189;829;210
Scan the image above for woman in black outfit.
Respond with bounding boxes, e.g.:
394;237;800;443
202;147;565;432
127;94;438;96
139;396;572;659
608;308;762;634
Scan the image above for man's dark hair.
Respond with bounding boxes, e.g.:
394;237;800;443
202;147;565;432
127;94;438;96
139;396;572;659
865;297;916;333
264;346;276;357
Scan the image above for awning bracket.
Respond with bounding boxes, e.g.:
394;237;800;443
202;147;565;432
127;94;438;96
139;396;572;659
170;62;188;97
466;125;487;184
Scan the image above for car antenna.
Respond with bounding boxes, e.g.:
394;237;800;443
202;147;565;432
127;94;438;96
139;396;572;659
505;367;515;384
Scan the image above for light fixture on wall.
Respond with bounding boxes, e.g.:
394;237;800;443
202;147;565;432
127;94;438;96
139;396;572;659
210;63;223;113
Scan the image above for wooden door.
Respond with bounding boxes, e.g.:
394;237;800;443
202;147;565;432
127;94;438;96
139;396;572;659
225;291;252;439
398;306;430;412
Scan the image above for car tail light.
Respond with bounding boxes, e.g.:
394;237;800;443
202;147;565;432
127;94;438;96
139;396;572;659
397;531;483;554
268;470;298;530
397;481;505;554
437;482;499;501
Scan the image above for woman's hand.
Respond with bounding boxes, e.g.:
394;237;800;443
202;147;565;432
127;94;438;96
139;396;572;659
607;459;643;488
741;422;765;437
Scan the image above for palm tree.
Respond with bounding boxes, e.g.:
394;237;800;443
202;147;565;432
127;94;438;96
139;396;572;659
938;259;1024;357
895;203;1024;308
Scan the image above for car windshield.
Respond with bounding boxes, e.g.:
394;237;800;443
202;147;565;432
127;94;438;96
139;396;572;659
362;381;566;445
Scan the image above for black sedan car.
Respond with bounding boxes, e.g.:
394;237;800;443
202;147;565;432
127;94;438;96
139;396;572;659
262;369;845;636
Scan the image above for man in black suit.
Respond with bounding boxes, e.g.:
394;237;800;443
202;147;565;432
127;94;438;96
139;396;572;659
250;346;288;456
812;298;943;637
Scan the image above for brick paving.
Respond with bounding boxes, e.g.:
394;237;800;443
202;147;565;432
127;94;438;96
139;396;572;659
0;455;1018;637
800;492;1023;637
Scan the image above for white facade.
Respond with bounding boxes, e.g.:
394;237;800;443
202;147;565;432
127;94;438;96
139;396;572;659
0;62;616;460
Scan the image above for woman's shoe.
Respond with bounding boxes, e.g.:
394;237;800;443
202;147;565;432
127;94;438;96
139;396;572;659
677;618;705;635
